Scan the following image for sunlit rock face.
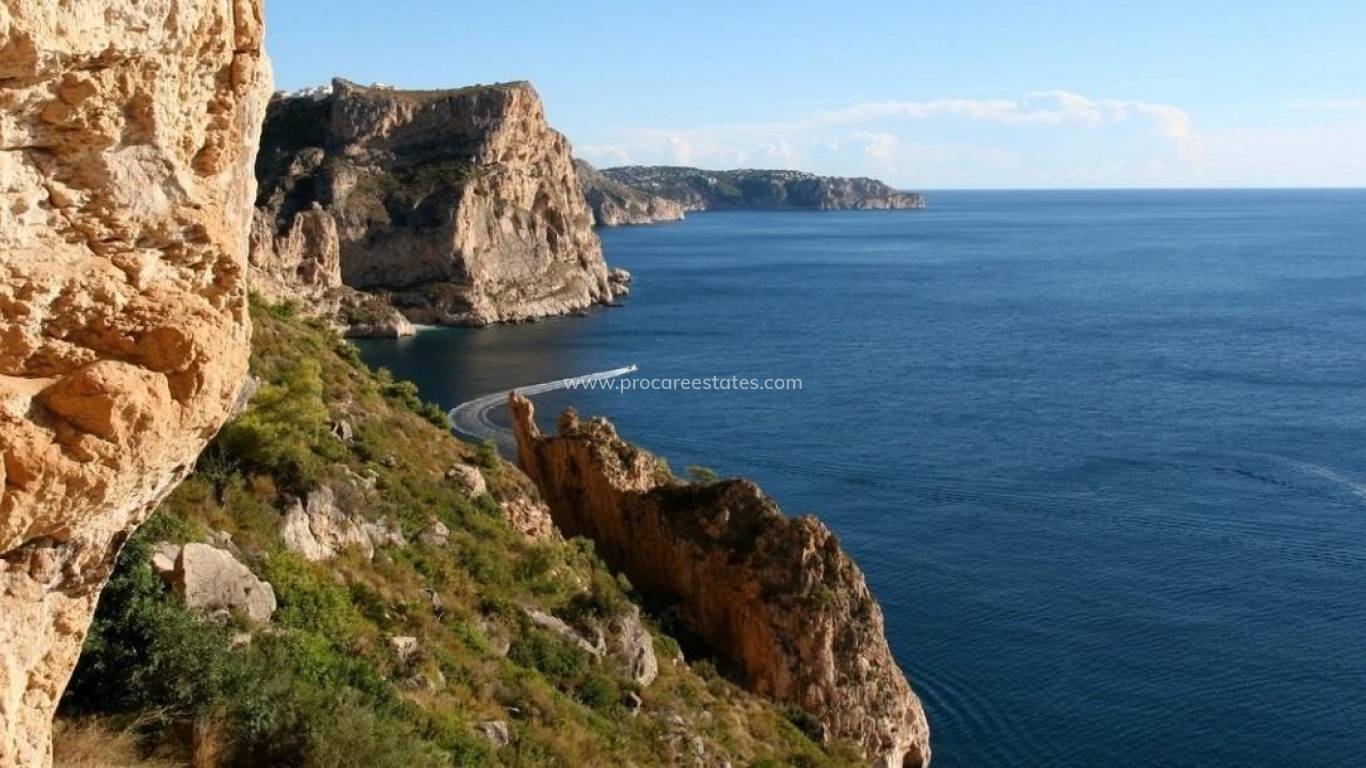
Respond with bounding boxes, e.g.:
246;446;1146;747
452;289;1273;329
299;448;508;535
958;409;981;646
253;79;614;329
510;393;932;767
0;2;271;764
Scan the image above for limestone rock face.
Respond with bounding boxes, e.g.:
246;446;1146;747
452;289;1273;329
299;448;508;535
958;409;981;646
606;605;659;687
445;462;487;498
510;394;930;767
575;160;686;227
253;79;614;329
499;496;556;541
248;204;414;338
279;484;403;562
0;2;270;764
600;166;927;212
170;543;276;624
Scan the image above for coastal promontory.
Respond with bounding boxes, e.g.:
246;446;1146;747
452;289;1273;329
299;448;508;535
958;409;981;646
252;79;617;332
511;394;932;767
600;165;926;213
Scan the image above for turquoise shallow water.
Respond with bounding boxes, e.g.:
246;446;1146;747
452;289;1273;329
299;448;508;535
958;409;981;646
358;190;1366;766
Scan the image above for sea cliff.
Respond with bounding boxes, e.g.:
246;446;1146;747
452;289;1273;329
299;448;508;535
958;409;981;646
252;79;617;333
511;394;932;767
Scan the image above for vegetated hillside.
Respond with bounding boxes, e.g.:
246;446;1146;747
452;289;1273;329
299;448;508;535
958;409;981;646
54;303;861;768
599;167;927;212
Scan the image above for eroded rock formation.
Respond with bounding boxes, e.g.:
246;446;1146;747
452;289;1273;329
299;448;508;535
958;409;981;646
600;166;927;212
166;543;277;624
575;159;686;227
252;79;616;330
510;394;931;767
279;483;404;562
0;2;270;763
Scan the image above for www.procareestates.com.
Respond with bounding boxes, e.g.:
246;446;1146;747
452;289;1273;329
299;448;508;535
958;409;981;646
567;374;804;393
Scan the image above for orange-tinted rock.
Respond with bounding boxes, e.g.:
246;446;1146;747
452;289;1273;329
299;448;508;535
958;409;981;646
510;393;931;767
0;1;271;763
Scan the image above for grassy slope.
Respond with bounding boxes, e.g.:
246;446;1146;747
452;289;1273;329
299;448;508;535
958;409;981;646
56;304;859;768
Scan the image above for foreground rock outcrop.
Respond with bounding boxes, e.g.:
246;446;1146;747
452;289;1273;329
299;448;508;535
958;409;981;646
279;483;404;562
252;79;616;331
0;1;270;764
575;159;686;227
164;543;277;624
510;394;931;767
600;166;927;212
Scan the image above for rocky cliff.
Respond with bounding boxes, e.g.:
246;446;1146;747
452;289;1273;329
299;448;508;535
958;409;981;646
575;159;686;227
601;166;927;212
0;1;270;765
55;308;870;767
252;79;616;331
510;394;931;767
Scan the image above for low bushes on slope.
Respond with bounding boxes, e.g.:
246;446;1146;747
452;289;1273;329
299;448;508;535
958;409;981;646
57;304;860;768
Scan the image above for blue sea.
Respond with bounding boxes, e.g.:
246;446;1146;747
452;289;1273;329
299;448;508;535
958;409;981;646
357;190;1366;767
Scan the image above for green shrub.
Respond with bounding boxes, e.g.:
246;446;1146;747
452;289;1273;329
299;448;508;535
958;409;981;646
509;628;589;683
422;709;495;766
781;705;826;745
64;536;240;721
475;439;499;470
576;670;620;711
218;358;335;491
300;690;449;768
562;568;631;624
687;465;720;484
378;369;451;428
259;552;364;642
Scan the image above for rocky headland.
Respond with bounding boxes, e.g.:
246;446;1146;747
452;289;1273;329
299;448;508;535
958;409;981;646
575;159;687;227
510;394;932;768
0;1;271;764
599;165;926;213
251;79;618;334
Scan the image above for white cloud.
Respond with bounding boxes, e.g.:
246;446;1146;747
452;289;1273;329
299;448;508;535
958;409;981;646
567;88;1366;187
665;135;692;165
852;130;899;159
813;90;1198;159
764;139;799;167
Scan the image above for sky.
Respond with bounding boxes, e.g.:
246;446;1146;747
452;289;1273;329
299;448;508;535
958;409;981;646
265;0;1366;189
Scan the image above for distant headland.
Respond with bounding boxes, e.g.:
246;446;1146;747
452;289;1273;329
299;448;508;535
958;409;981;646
579;162;926;226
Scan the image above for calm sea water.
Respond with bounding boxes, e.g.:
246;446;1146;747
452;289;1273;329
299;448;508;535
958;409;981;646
357;190;1366;767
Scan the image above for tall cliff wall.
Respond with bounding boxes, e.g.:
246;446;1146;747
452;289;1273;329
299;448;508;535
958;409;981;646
510;394;931;767
253;79;615;329
0;2;270;764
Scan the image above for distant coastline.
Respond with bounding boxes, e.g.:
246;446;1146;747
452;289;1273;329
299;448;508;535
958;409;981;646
579;162;925;226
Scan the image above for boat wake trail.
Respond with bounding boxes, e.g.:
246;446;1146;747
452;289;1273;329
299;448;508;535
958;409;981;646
449;365;638;446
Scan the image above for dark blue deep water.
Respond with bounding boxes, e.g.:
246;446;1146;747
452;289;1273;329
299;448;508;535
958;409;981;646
357;190;1366;767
